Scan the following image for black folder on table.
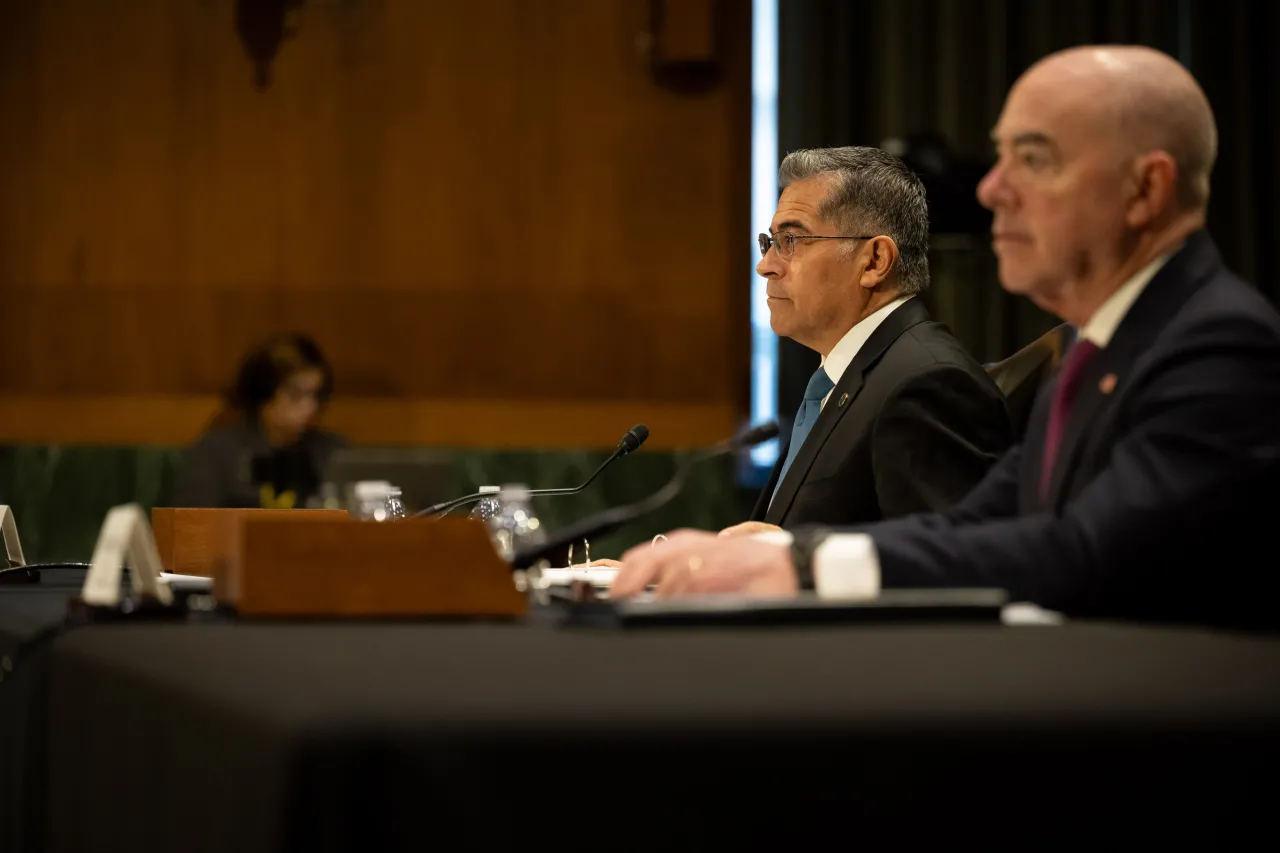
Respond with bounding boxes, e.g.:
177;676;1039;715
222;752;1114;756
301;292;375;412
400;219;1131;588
561;588;1008;629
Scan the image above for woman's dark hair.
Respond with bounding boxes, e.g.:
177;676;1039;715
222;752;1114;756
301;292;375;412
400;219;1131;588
227;333;334;416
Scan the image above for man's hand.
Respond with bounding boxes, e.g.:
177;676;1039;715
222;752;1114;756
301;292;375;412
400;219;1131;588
576;558;624;569
718;521;784;538
610;529;799;599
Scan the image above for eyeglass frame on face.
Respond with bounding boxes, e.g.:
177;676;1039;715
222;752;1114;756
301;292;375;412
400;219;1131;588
758;230;877;261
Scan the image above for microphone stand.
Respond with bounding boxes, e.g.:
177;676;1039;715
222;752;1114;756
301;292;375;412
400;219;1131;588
444;450;620;517
410;425;649;519
509;422;779;570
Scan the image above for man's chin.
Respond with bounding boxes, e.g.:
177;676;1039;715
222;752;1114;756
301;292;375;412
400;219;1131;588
995;260;1037;296
766;305;791;336
999;274;1068;318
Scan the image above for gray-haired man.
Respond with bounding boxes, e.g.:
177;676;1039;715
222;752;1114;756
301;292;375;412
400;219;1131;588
722;145;1012;537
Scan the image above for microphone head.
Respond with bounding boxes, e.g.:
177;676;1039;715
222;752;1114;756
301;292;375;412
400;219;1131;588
733;421;780;448
618;424;650;455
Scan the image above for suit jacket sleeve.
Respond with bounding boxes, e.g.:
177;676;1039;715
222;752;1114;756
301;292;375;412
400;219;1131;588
870;365;1013;517
867;316;1280;610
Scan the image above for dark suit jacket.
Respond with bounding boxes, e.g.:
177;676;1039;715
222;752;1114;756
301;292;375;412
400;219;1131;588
984;322;1071;440
171;421;347;509
751;297;1013;528
858;232;1280;629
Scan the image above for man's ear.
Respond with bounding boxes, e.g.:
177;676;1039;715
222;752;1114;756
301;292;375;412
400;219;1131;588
858;236;899;289
1125;151;1178;229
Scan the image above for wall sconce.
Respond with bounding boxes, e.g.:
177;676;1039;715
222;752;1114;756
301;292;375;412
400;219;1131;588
230;0;369;90
643;0;722;95
235;0;306;90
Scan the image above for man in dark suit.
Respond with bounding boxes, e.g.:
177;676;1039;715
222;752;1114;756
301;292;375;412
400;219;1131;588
723;147;1011;537
612;46;1280;629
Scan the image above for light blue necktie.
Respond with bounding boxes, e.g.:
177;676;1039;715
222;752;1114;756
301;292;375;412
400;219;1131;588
772;366;835;502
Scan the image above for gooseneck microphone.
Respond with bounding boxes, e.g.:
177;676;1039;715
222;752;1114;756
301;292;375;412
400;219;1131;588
509;421;780;569
410;424;650;519
524;424;649;498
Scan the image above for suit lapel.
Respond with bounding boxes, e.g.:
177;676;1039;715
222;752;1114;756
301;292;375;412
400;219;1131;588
1039;232;1224;507
750;444;786;521
764;367;863;523
1042;347;1127;502
765;298;932;524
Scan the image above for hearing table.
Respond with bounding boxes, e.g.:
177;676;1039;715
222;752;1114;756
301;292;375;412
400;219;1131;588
2;583;1279;852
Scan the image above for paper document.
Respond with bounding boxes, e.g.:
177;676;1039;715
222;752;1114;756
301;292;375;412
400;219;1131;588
539;566;619;588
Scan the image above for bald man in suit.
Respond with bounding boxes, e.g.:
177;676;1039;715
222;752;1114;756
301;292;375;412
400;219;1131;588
614;46;1280;630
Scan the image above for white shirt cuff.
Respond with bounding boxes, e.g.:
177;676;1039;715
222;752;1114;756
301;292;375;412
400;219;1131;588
813;533;881;599
749;530;881;598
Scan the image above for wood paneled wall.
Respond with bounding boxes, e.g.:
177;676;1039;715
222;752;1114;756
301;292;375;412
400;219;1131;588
0;0;751;448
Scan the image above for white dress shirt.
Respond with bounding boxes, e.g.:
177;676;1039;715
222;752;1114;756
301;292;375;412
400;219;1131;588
1077;252;1172;348
765;295;911;513
755;252;1175;599
817;295;913;408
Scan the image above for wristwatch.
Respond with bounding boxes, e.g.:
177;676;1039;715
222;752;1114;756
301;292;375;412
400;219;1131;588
789;526;830;591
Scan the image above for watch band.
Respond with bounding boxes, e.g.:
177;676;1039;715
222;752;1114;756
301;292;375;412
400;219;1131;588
790;526;829;590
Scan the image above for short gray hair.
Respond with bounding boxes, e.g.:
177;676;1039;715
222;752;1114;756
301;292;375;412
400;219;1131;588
778;146;930;296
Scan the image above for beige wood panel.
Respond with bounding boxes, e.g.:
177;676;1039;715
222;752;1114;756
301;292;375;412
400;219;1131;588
0;0;751;444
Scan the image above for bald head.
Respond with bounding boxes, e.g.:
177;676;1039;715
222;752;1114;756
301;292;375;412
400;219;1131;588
978;45;1217;319
1020;46;1218;210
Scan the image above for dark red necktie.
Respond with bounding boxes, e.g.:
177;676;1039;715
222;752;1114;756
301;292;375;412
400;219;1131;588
1040;339;1101;497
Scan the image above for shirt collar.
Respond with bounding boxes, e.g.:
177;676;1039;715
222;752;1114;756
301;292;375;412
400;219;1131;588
821;295;912;385
1078;251;1175;348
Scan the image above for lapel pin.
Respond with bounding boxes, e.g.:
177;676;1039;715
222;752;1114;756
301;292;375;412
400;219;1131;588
837;392;850;408
1099;373;1117;395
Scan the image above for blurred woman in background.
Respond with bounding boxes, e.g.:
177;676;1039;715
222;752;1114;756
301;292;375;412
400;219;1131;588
172;333;346;508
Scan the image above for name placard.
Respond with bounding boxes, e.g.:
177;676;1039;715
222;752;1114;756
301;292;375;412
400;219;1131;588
224;515;526;618
0;504;26;567
82;504;173;607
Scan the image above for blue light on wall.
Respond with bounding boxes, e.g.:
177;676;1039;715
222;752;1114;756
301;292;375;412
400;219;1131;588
748;0;780;475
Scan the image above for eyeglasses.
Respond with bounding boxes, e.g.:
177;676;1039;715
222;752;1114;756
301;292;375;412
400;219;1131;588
758;231;876;260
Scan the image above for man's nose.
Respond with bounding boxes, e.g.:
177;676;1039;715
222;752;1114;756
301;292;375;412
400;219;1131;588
977;160;1011;211
757;250;783;278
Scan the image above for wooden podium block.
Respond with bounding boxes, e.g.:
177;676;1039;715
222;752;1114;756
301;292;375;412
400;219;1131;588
223;515;527;619
152;508;347;579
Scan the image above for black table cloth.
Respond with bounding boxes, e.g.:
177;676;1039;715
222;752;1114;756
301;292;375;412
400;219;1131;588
0;617;1272;852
